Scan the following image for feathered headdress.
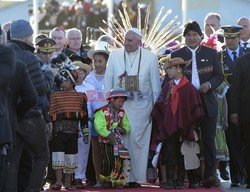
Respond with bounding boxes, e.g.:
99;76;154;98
99;3;182;54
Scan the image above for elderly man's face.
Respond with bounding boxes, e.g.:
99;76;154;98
185;30;202;49
50;30;66;51
67;31;82;52
237;18;250;41
124;31;141;53
204;16;220;37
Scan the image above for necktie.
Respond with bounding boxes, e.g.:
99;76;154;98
232;51;237;63
191;51;200;89
243;42;248;49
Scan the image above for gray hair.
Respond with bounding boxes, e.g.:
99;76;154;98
49;27;66;38
65;28;82;39
237;17;250;24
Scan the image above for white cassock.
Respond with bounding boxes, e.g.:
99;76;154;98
75;81;100;181
104;47;161;183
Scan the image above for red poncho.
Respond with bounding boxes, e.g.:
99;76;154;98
150;76;204;151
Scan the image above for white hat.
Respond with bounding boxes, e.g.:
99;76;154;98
72;61;91;75
61;1;70;7
126;28;142;38
87;41;110;60
75;2;83;9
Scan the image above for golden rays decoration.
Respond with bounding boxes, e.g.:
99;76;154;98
99;3;183;54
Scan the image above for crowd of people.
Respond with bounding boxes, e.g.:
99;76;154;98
28;0;144;42
0;2;250;192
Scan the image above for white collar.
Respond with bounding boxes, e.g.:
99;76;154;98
240;39;250;44
174;79;181;85
187;45;199;53
127;47;139;56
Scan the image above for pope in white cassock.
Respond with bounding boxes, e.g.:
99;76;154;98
104;28;161;186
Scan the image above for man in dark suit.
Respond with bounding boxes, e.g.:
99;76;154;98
237;17;250;50
219;25;249;187
230;52;250;189
171;21;223;188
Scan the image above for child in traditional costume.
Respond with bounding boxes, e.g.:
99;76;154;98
94;90;130;188
151;57;204;189
214;82;229;178
49;65;89;191
85;41;110;187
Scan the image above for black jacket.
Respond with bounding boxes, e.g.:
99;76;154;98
230;53;250;123
62;47;76;58
9;40;48;117
0;45;16;145
9;40;48;96
66;45;92;64
8;59;38;143
171;45;223;118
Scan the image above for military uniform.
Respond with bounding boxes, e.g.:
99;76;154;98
36;38;56;71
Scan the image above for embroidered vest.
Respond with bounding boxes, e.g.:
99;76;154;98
97;105;125;143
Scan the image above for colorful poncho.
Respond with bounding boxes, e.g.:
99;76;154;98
49;91;87;121
150;76;204;151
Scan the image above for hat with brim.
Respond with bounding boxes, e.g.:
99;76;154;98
59;67;78;85
35;34;48;45
106;90;129;101
36;38;56;53
164;57;191;69
72;61;91;75
88;41;110;60
221;25;243;38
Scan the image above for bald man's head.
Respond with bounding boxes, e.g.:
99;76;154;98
237;17;250;41
204;13;221;37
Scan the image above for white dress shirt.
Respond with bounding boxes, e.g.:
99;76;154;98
240;39;250;49
174;79;180;86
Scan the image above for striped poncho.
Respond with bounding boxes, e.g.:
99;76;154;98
49;91;87;121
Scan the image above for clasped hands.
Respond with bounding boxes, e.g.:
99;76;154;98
107;127;126;144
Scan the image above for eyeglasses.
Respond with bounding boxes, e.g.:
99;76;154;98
68;38;82;41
